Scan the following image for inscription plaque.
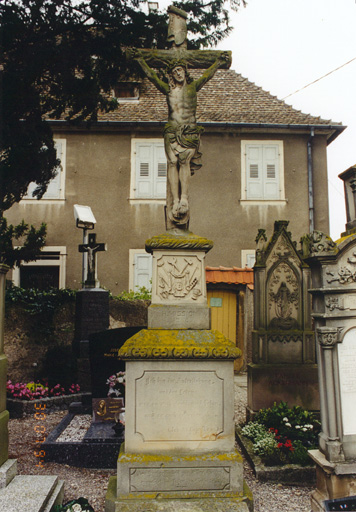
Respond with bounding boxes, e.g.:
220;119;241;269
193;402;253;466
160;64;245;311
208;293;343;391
338;327;356;435
129;466;230;492
135;370;224;442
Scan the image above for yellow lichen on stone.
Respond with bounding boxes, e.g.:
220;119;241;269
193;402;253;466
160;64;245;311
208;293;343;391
145;231;214;254
118;329;242;360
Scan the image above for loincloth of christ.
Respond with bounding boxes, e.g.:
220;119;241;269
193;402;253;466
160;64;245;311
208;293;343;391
164;122;204;175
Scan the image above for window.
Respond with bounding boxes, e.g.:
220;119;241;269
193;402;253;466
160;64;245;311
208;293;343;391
241;141;285;203
129;250;152;291
113;82;140;102
12;247;66;290
241;250;256;268
23;139;66;202
130;139;167;202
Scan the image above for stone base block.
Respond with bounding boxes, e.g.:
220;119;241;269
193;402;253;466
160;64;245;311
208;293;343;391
0;459;17;489
247;363;319;416
0;410;9;466
117;447;244;495
0;475;64;512
309;449;356;511
148;304;211;330
106;477;252;512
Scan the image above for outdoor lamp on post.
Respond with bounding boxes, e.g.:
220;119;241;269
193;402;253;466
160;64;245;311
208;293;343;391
73;204;96;287
148;2;159;12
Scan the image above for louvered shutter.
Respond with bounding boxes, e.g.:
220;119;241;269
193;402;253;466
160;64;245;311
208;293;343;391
136;143;153;197
154;144;167;198
263;145;279;199
246;145;263;199
134;253;152;290
25;140;64;199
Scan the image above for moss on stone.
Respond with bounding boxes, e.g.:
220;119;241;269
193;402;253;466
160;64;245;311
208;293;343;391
118;329;241;360
145;232;214;254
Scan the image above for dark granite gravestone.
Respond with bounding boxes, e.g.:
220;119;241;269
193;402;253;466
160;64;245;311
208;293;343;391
89;326;144;399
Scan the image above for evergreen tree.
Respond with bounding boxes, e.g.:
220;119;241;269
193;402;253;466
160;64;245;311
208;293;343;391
0;0;245;266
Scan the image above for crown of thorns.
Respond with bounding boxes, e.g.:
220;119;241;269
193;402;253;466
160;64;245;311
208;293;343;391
166;59;188;75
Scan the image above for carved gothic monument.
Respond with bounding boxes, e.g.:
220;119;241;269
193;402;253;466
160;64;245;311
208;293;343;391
105;6;252;512
248;221;318;417
303;165;356;511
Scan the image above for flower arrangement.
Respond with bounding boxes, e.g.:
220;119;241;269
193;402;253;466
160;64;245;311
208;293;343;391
6;380;80;401
106;371;125;399
53;497;94;512
241;401;320;466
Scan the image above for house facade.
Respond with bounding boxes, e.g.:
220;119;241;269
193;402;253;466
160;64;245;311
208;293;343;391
6;69;344;294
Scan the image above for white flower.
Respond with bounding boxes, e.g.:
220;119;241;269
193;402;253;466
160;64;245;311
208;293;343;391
71;505;83;512
302;427;307;432
285;422;291;428
295;425;300;429
283;417;289;422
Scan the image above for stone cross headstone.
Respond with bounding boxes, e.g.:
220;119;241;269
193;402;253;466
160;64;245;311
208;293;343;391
105;6;252;512
128;6;231;231
79;233;106;288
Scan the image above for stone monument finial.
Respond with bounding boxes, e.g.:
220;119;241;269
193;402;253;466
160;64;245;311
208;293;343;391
167;5;188;49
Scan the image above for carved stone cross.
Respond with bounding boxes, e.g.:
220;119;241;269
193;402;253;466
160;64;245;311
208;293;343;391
129;5;232;231
79;233;107;288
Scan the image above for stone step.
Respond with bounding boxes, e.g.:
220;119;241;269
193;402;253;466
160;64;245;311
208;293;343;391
0;475;64;512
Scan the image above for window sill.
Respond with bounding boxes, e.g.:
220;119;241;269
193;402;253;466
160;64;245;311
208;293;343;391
129;198;166;205
21;199;66;205
240;199;287;206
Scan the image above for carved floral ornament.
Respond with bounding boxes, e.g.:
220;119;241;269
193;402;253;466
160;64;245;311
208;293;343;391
316;327;343;348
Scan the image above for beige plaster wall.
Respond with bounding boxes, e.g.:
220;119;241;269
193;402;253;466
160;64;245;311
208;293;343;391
6;126;330;293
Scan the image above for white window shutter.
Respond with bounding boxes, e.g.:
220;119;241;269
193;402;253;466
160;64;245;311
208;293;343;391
263;145;279;200
154;144;167;198
246;145;263;199
25;140;63;199
133;253;152;290
136;144;153;197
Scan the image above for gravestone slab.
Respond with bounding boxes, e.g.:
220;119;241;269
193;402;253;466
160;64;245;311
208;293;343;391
89;326;143;398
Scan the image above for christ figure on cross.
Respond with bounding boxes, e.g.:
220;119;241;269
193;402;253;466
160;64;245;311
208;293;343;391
130;49;230;230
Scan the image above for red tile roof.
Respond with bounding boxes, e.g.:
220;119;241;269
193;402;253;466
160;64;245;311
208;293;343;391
206;266;254;290
97;69;342;128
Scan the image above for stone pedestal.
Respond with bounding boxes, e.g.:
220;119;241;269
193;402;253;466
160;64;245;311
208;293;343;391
309;450;356;512
105;232;252;512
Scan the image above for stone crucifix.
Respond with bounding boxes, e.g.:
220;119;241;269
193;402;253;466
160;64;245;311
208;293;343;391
79;233;107;288
128;5;232;231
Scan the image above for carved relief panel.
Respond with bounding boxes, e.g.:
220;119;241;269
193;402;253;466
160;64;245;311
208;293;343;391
151;250;207;305
267;262;300;329
323;241;356;288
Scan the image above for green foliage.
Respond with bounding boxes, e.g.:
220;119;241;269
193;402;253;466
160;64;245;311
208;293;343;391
114;286;151;301
5;286;76;315
0;217;47;268
52;497;94;512
254;401;320;447
1;0;243;214
241;402;320;466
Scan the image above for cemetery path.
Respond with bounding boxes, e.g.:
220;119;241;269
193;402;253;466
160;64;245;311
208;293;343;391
8;377;314;512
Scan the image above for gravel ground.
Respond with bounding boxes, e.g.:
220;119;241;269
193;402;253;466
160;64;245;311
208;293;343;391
8;377;314;512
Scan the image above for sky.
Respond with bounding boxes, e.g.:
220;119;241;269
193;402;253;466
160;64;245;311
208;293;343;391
158;0;356;239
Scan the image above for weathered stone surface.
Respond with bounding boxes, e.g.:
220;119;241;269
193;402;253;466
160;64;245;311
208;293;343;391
0;459;17;489
119;329;241;360
247;364;319;414
117;447;243;494
124;359;235;454
151;250;207;305
148;304;210;330
0;475;64;512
